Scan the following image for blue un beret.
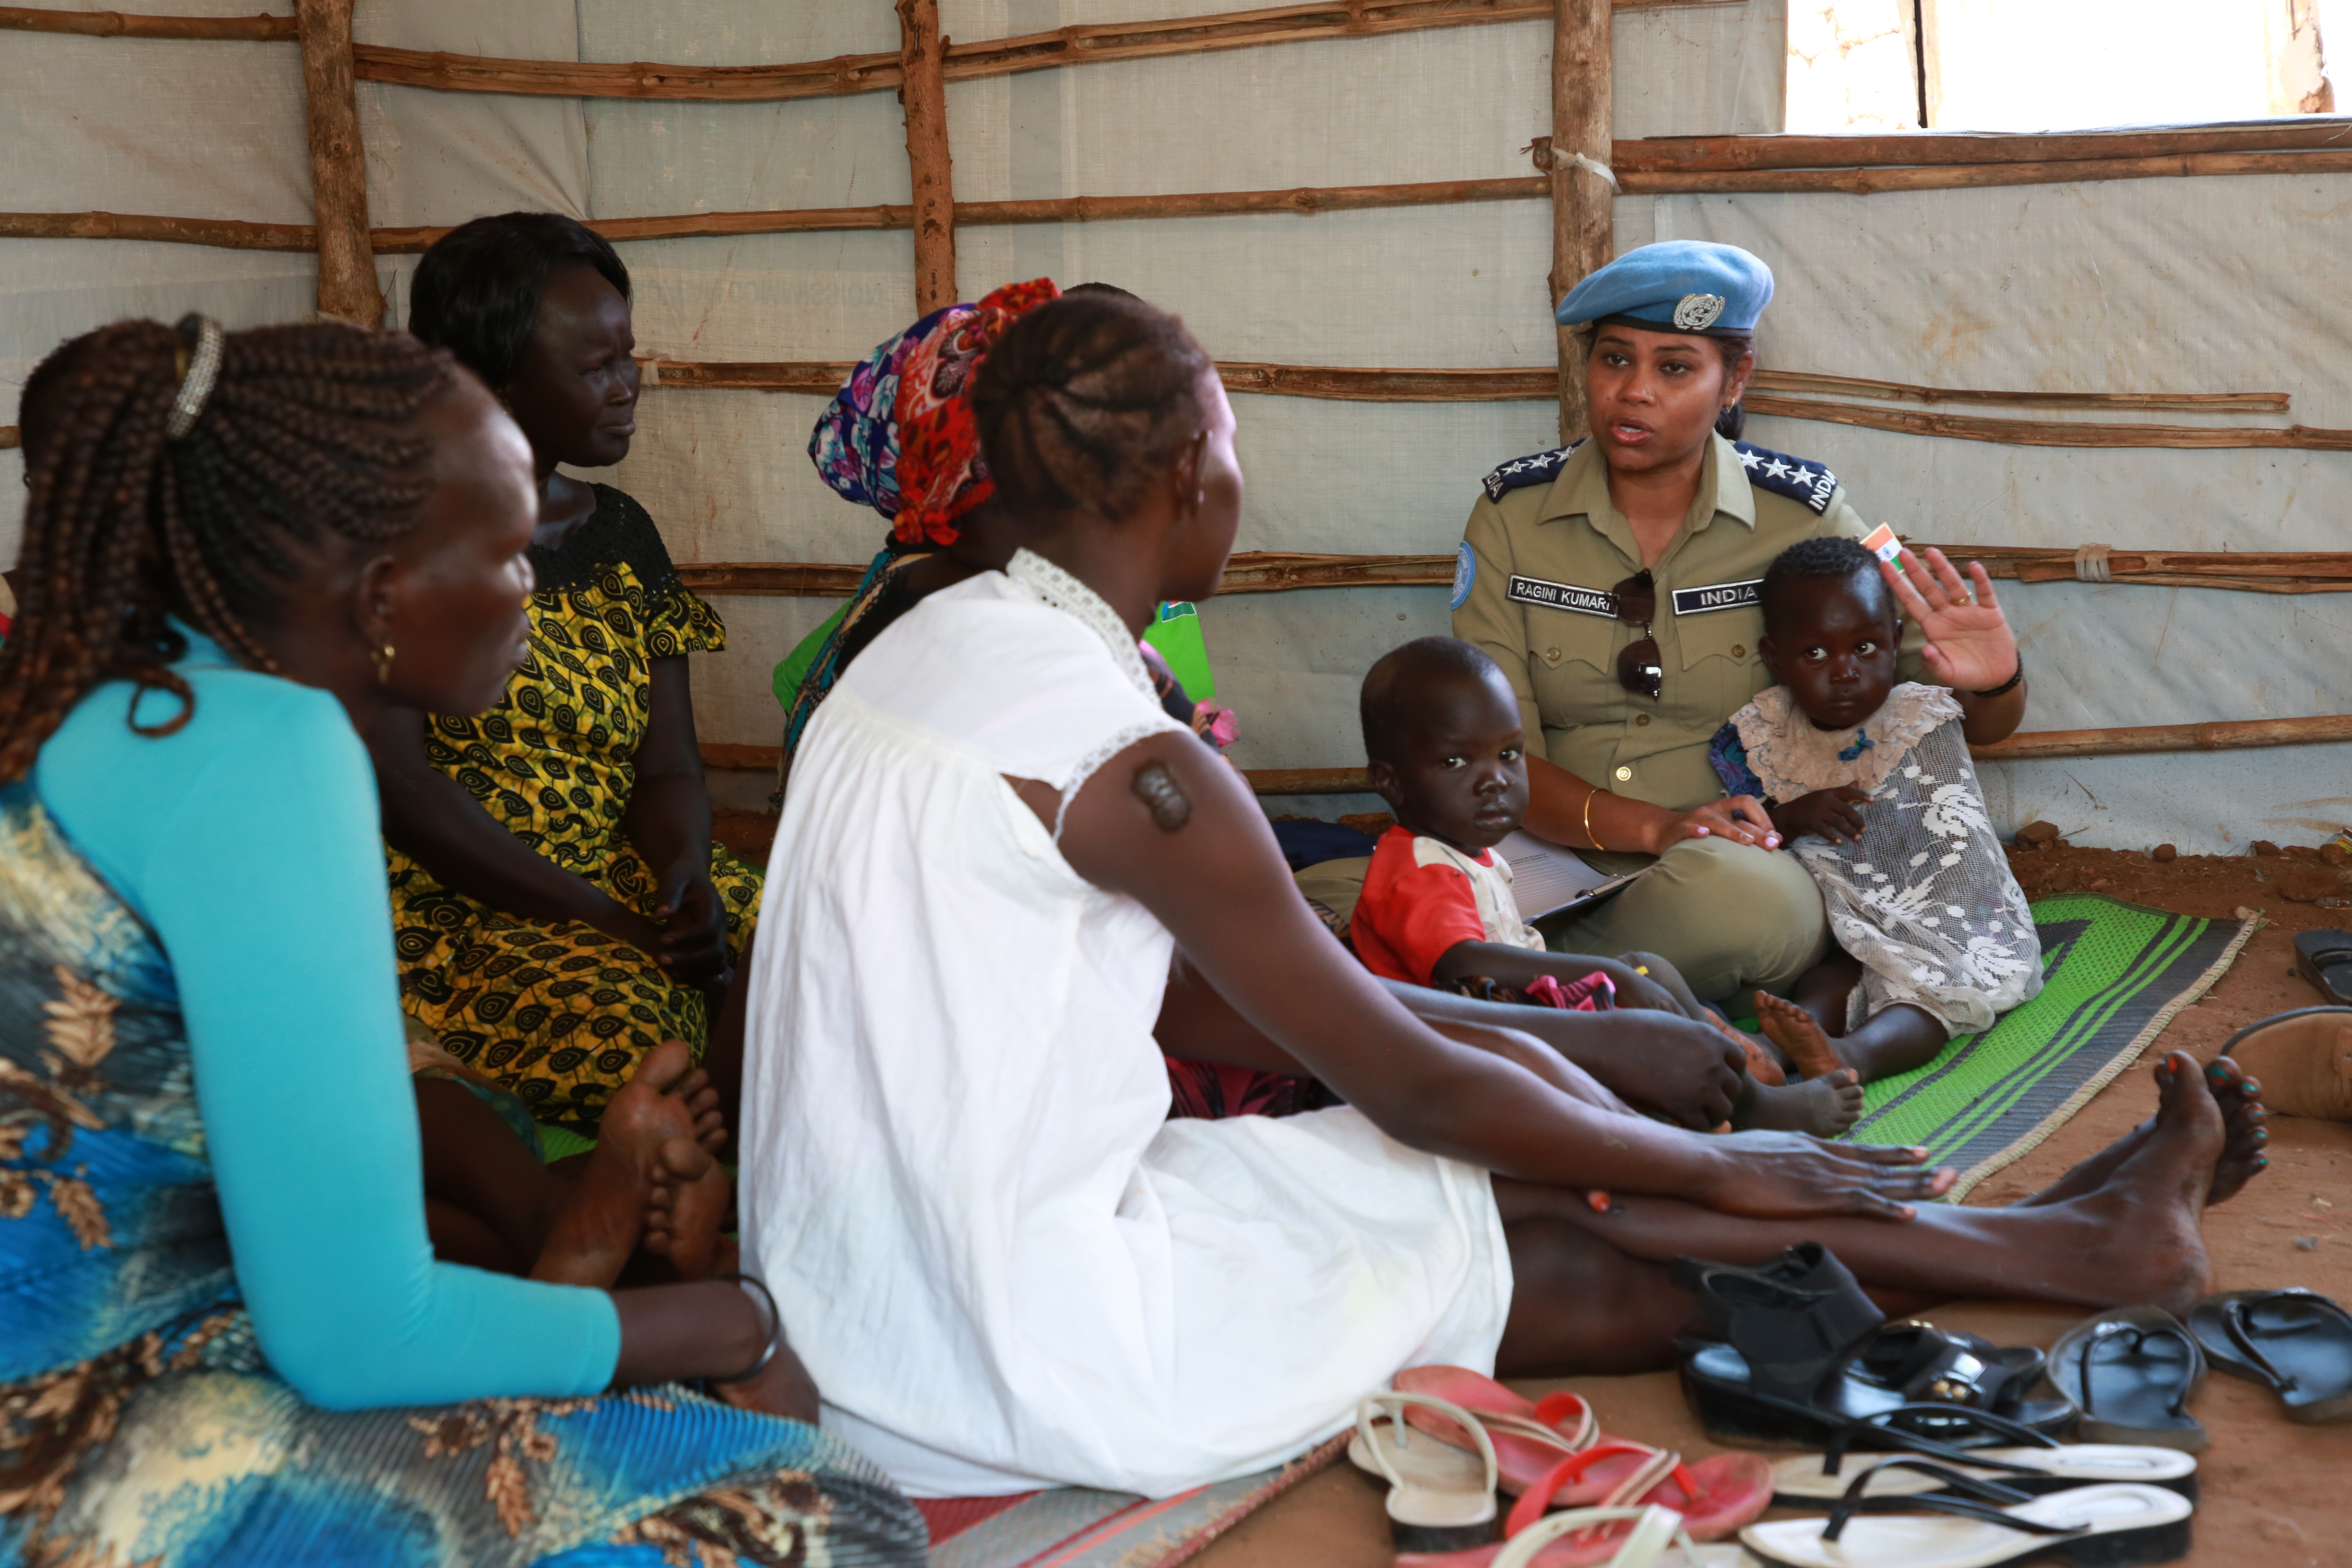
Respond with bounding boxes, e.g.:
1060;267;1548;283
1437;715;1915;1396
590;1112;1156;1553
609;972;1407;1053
1555;241;1774;335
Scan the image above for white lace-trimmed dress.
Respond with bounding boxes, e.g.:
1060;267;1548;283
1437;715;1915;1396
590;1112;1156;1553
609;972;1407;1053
1713;682;2042;1036
739;550;1512;1500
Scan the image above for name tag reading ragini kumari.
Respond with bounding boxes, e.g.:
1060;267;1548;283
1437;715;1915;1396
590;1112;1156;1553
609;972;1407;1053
1505;575;1618;617
1670;578;1762;615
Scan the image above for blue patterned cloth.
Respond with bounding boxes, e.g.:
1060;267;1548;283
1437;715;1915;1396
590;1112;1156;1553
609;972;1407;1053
805;307;955;521
0;778;923;1566
1708;720;1767;801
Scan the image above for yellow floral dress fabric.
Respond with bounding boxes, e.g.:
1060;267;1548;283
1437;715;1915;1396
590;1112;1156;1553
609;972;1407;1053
388;486;760;1133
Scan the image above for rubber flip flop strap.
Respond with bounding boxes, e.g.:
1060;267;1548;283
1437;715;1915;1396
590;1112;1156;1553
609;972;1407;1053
1823;1463;2082;1544
1502;1442;1696;1537
1492;1504;1697;1568
1812;1403;2058;1478
2081;1322;2196;1419
2218;1292;2349;1394
1357;1390;1499;1497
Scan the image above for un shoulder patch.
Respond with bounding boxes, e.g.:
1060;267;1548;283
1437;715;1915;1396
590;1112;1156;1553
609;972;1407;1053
1482;439;1585;503
1731;441;1838;516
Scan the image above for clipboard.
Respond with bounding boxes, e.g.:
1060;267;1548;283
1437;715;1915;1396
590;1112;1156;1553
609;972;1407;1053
1495;830;1653;924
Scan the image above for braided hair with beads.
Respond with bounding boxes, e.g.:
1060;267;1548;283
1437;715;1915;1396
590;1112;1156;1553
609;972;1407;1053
0;315;456;784
969;291;1215;527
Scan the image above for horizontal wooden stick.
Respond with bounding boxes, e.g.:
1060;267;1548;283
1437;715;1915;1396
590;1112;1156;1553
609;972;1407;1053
0;5;293;38
700;743;783;772
1748;370;2286;414
1974;713;2352;761
676;562;867;597
676;547;2352;601
1642;148;2352;196
0;426;17;450
24;137;2352;258
340;1;1721;102
1743;394;2352;452
1619;122;2352;174
0;210;316;249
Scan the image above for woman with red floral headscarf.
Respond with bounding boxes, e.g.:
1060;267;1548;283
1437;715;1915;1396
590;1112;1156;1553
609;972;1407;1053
777;281;1235;795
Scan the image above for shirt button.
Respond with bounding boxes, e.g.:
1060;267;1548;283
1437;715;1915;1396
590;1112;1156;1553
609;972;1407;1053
1731;644;1746;658
1613;765;1633;782
1545;646;1562;664
1635;714;1650;726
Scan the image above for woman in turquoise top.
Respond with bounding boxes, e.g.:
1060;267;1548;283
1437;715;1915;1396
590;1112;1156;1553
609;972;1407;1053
0;316;920;1566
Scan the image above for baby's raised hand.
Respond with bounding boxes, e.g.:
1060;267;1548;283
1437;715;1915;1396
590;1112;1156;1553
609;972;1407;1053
1770;786;1872;846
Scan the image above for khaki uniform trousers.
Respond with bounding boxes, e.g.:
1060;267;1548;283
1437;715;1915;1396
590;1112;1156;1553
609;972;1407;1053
1537;836;1828;1003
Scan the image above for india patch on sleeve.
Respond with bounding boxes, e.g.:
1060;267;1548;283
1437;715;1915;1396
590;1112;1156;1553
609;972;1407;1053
1450;541;1477;609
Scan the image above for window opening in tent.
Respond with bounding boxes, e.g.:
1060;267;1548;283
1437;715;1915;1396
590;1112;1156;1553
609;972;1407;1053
1787;0;2339;133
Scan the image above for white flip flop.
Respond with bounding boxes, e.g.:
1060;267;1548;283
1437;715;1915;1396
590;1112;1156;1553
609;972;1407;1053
1771;1443;2198;1502
1492;1504;1747;1568
1742;1477;2192;1568
1350;1390;1501;1552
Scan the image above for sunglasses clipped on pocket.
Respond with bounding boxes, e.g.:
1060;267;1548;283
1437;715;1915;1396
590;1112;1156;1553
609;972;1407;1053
1612;570;1662;700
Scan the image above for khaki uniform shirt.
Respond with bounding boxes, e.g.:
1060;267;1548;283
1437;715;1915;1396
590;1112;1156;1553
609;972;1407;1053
1451;433;1928;814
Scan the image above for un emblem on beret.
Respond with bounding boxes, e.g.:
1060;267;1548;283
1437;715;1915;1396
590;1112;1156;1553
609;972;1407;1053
1673;293;1726;331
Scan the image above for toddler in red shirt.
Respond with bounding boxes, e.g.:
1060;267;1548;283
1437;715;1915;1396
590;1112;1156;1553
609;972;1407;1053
1348;637;1863;1135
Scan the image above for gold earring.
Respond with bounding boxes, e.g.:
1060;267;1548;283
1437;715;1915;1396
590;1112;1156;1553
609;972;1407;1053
371;641;396;684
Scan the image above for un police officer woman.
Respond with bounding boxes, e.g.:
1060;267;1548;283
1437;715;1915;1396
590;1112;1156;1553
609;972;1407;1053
1450;242;2029;1002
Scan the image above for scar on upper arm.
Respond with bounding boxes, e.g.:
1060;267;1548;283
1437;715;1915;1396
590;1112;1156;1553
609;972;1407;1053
1131;760;1191;833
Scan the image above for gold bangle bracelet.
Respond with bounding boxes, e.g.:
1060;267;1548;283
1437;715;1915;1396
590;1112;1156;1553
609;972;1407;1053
1582;788;1606;853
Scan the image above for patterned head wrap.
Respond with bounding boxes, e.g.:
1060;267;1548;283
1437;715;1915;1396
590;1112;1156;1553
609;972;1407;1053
891;277;1060;545
806;278;1061;547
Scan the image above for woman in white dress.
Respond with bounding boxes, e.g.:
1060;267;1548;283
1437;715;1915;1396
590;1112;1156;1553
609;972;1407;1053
739;292;2251;1499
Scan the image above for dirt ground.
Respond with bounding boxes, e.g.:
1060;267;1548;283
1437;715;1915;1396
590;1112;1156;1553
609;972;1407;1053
1197;838;2352;1568
712;810;2352;1564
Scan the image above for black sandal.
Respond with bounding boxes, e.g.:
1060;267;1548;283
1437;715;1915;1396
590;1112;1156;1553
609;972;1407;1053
2187;1288;2352;1423
1772;1407;2199;1504
2047;1307;2207;1451
1742;1458;2194;1568
1675;1244;2078;1449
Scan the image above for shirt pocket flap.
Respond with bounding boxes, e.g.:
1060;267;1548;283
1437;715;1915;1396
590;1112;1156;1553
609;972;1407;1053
1674;612;1761;673
1527;607;1621;675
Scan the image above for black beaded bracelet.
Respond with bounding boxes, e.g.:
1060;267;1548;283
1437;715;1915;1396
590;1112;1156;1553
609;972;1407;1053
1971;654;2025;699
720;1272;781;1383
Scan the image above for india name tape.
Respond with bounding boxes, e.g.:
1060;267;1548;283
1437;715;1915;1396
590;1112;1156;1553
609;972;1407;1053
1668;578;1762;615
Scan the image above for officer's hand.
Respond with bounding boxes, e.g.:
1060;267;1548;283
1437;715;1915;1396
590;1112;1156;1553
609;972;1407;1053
1647;795;1782;853
1769;786;1872;846
1879;546;2020;693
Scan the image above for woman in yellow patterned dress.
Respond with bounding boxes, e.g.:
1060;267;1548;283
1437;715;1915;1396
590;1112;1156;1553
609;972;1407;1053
366;213;757;1134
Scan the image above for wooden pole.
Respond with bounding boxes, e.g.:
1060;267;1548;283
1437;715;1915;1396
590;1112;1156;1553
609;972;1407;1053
896;0;958;314
0;6;294;38
1549;0;1610;442
294;0;378;326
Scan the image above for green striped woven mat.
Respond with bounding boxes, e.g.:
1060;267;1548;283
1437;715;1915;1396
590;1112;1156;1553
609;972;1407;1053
1840;895;2258;1199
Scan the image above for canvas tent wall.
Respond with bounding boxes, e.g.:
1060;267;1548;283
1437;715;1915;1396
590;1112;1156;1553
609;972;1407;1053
7;0;2352;855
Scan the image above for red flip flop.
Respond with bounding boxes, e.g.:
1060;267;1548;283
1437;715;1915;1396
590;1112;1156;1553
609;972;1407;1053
1395;1367;1771;1542
1395;1365;1600;1493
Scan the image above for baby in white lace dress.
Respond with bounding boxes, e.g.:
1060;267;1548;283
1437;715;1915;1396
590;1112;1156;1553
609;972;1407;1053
1710;537;2042;1084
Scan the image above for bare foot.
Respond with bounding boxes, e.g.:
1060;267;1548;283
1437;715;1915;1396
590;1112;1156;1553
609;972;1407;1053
2202;1055;2268;1205
640;1135;726;1279
1755;990;1846;1080
1735;1069;1864;1136
531;1039;703;1287
2022;1053;2267;1209
1698;1011;1786;1087
2057;1051;2221;1316
666;1064;728;1156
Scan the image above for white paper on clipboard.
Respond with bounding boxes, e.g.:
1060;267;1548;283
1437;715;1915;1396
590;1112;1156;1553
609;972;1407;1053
1496;830;1651;923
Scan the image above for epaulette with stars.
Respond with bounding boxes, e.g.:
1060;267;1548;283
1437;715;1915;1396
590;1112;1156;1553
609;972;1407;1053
1481;440;1585;502
1731;440;1838;515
